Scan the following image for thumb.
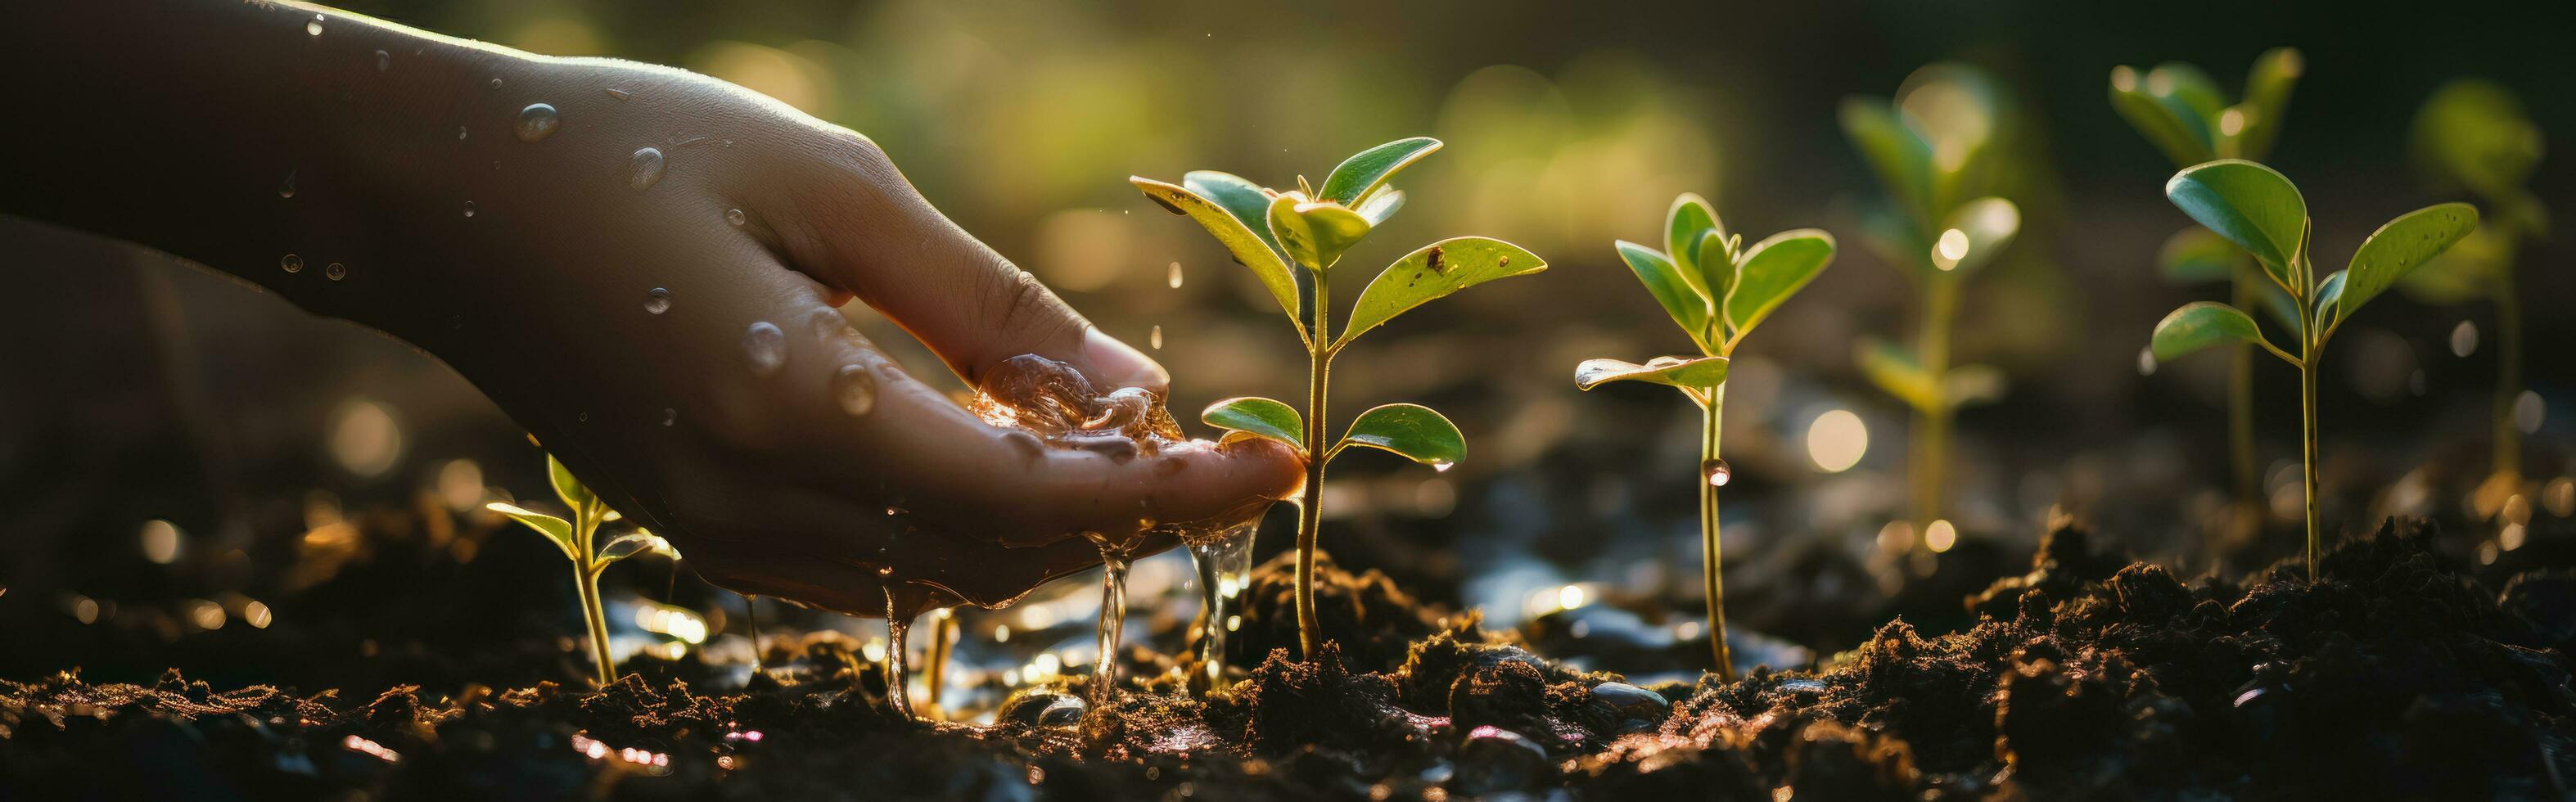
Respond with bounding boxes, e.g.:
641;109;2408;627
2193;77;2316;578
773;137;1167;392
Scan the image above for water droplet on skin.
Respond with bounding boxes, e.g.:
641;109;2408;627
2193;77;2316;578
487;78;503;90
661;408;677;426
1167;262;1184;288
603;88;631;101
742;322;787;376
644;287;671;314
281;254;304;273
834;365;878;417
725;208;746;227
514;103;559;142
324;263;347;281
305;16;323;36
462;200;477;218
374;50;390;71
1702;458;1732;487
278;170;295;198
1149;325;1163;349
628;146;665;191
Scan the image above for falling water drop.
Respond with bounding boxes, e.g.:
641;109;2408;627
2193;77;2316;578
462;200;477;219
324;263;347;281
2136;345;2158;376
1187;520;1258;685
1149;325;1163;350
456;126;467;141
661;408;678;426
514;103;559;142
725;208;747;227
643;287;671;314
880;573;918;721
281;254;304;273
1701;457;1733;487
1089;541;1134;718
373;50;390;71
305;15;323;36
278;169;296;198
742;322;787;376
1167;261;1184;289
833;364;878;417
627;147;665;191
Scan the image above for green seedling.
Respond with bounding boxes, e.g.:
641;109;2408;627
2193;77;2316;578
1574;194;1834;680
2148;160;2478;579
2402;79;2549;503
1134;137;1546;660
2109;48;2303;522
1839;63;2023;533
487;453;675;686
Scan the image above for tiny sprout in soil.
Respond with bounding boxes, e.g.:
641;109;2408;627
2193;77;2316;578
2403;79;2549;512
1574;193;1834;680
2109;47;2303;533
1134;137;1546;661
485;453;677;687
2149;159;2478;579
1839;63;2023;534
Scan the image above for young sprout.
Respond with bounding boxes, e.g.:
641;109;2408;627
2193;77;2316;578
2149;160;2478;579
2402;79;2549;508
1839;63;2023;534
1574;195;1834;681
2109;48;2303;527
1134;137;1546;661
487;453;675;687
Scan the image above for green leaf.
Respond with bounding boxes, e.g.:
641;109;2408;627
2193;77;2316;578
1693;229;1734;300
1573;355;1730;393
1184;171;1288;255
2235;47;2303;160
1856;338;1942;411
1930;197;2020;275
1337;237;1547;347
1333;403;1464;470
2410;79;2542;200
547;454;594;513
1614;241;1710;345
1724;230;1835;338
2400;225;2508;304
2165;160;2308;287
598;531;675;564
1133;176;1305;332
1841;98;1935;226
2145;63;2226;123
2150;301;2266;361
486;501;578;561
1945;364;2009;407
2339;202;2479;322
1202;397;1303;448
1318;137;1442;205
2109;65;2217;166
1268;196;1374;271
2157;227;2240;283
1354;187;1406;227
1666;193;1723;300
2312;270;2347;333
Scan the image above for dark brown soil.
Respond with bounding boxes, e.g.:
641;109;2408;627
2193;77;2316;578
5;517;2572;800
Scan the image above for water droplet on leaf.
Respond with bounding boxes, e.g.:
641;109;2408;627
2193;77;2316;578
1701;458;1732;487
742;321;786;376
281;254;303;273
834;365;878;417
514;103;559;142
324;263;347;281
628;146;665;191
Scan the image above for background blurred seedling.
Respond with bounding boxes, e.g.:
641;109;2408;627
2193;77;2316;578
2401;79;2550;515
487;453;677;687
2149;160;2478;579
1840;63;2023;538
1135;137;1545;662
1575;194;1834;680
2109;47;2303;535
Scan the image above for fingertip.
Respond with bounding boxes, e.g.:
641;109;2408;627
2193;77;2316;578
1080;327;1169;393
1212;436;1309;502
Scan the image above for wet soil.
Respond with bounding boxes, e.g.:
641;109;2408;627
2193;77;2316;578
6;517;2574;800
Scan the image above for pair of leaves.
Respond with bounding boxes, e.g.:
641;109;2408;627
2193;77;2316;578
2108;48;2302;168
1201;398;1462;469
1840;63;2007;232
2410;79;2544;205
1856;339;2006;412
2153;160;2481;362
1617;194;1837;353
488;453;670;570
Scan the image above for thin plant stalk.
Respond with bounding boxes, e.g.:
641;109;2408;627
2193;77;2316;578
1697;385;1735;680
2298;345;2320;581
572;499;615;687
2229;273;2262;520
2493;284;2523;483
1293;280;1334;661
1911;276;1960;529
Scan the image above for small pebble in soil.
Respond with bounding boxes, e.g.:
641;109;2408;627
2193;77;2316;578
1585;682;1671;734
1455;725;1553;795
998;687;1086;728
